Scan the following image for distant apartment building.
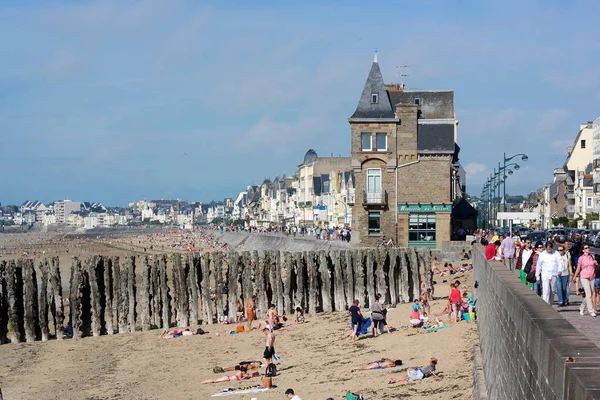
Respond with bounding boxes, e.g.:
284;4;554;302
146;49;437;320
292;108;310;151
54;200;81;223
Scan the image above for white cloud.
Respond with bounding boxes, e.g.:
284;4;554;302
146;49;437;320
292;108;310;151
464;162;489;177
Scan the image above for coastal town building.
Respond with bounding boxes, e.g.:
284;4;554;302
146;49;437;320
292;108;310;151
349;54;466;248
54;200;81;224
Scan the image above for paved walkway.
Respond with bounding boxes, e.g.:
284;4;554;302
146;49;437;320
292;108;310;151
554;290;600;347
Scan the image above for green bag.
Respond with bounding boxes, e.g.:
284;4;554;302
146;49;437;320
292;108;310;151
346;392;365;400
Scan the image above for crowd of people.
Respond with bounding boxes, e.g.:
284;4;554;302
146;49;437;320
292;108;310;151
482;229;600;317
204;224;352;242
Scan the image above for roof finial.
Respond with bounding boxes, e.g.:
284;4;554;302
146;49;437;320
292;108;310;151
374;49;378;63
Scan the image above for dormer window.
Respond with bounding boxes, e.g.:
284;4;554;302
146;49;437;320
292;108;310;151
414;98;421;106
371;93;378;104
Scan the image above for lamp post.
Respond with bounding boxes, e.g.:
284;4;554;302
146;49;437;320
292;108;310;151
503;153;528;217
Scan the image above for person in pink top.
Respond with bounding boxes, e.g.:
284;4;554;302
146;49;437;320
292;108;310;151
572;245;597;317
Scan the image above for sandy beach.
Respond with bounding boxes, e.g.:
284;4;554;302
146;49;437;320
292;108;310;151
0;275;477;399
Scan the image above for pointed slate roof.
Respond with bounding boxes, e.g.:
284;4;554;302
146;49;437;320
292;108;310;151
349;58;396;121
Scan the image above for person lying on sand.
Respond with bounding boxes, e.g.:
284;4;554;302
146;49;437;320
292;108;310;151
159;328;204;339
389;358;438;383
201;366;260;384
213;361;264;373
351;358;402;372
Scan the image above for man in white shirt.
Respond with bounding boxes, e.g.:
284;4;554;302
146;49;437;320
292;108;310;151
285;388;302;400
535;241;562;305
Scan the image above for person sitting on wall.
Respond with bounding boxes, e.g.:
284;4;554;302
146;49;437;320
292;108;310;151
485;240;501;261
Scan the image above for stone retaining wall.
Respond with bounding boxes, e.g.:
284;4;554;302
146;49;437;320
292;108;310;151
473;245;600;399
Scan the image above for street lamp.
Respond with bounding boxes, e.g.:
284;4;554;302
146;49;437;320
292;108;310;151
503;153;528;219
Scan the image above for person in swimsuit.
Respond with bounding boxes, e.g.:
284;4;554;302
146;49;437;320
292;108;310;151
159;328;202;339
213;361;264;373
389;358;438;384
420;289;431;316
263;328;276;367
201;366;260;384
236;299;244;323
351;358;402;372
246;295;256;332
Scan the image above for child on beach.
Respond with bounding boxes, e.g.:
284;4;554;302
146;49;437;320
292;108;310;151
450;283;462;322
410;302;422;327
420;289;431;316
348;299;362;341
295;307;305;324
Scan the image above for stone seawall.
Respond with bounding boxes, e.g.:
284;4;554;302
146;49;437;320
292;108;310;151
473;245;600;399
0;247;435;343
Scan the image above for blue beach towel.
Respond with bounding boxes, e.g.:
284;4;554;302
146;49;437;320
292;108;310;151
351;317;372;336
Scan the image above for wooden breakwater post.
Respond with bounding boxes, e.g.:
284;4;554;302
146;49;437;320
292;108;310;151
0;247;434;344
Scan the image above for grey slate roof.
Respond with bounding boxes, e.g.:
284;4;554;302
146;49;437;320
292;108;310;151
417;123;455;154
350;62;396;120
389;90;454;119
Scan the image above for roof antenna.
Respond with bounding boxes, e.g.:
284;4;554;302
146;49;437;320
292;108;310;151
374;49;378;63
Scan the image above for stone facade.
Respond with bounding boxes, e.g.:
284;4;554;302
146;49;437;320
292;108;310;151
349;56;459;248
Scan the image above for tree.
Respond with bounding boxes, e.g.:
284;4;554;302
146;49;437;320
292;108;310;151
584;212;599;229
552;216;569;227
568;218;581;228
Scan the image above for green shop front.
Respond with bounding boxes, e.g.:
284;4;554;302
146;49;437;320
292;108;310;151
398;203;452;248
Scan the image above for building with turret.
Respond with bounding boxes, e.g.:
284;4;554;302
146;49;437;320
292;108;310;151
349;53;466;248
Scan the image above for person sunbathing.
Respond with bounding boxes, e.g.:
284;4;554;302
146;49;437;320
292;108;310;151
159;328;204;339
351;358;402;372
213;361;264;373
389;358;438;383
201;366;260;384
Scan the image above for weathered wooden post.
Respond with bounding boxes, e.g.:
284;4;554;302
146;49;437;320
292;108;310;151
407;248;420;301
254;251;267;318
187;253;199;326
294;252;306;312
343;250;354;308
365;249;375;305
110;256;121;334
388;248;398;306
200;252;212;325
150;257;159;328
273;251;285;316
140;255;151;331
5;260;20;343
212;251;225;323
306;251;318;315
159;254;171;329
282;252;293;314
38;259;50;342
375;248;388;302
332;251;345;311
353;250;365;306
87;256;103;337
318;250;332;312
22;259;39;342
397;249;409;303
0;261;8;344
49;256;64;340
104;257;115;335
70;257;84;339
127;256;136;332
226;252;239;322
240;251;254;314
118;258;129;334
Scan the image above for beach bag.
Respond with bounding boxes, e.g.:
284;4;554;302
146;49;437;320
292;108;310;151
526;269;537;283
346;392;365;400
523;255;534;274
262;376;272;388
265;363;277;377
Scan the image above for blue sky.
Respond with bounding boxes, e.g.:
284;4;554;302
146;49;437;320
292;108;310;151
1;1;599;206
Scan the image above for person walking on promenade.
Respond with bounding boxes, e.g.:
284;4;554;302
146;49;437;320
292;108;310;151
501;234;516;272
570;234;583;293
516;238;533;285
556;244;572;306
536;241;561;305
572;245;597;317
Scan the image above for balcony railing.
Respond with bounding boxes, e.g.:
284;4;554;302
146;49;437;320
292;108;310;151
362;189;388;207
565;191;575;200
